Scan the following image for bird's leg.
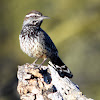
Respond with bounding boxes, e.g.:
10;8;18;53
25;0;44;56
40;58;47;66
37;58;48;68
32;58;39;65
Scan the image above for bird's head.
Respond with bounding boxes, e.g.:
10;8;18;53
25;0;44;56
23;10;49;27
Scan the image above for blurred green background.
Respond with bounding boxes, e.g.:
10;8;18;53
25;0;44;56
0;0;100;100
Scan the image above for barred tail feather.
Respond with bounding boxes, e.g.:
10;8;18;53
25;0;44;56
50;56;73;78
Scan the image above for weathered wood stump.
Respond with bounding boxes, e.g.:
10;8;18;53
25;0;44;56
17;61;93;100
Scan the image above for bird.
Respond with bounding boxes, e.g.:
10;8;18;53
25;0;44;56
19;10;73;78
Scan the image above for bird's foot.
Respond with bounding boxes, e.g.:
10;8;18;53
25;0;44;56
31;63;42;69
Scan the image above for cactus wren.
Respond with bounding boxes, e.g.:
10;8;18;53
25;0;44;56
19;10;73;78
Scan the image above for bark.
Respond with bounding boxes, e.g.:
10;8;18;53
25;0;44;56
17;61;93;100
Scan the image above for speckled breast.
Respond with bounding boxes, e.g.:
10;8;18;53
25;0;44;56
19;32;46;58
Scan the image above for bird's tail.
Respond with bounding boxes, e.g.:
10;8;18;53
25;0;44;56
50;56;73;78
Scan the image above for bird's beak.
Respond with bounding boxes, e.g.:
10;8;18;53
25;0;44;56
42;16;50;19
39;16;50;20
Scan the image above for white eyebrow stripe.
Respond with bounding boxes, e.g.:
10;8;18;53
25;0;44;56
26;13;40;17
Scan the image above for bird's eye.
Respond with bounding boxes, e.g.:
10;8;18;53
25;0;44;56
34;16;37;18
